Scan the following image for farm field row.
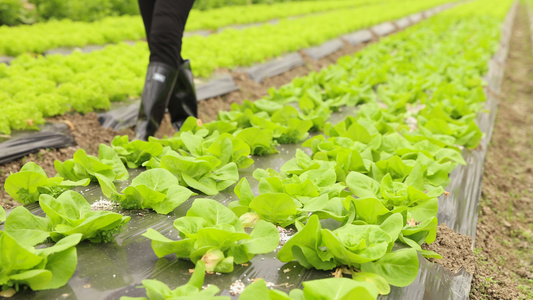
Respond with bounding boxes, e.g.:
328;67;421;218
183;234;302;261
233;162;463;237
0;0;512;298
0;0;454;136
0;0;380;57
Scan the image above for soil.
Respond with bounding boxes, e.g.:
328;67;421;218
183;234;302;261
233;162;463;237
468;5;533;300
0;113;135;209
423;224;476;275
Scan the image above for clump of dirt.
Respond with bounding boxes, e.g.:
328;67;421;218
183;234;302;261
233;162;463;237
469;5;533;300
0;112;134;209
54;112;135;153
423;224;476;274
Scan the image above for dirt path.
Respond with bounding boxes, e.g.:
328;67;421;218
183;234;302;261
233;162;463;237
469;4;533;299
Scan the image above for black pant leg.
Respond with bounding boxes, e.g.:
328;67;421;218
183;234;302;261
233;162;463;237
149;0;195;68
138;0;156;45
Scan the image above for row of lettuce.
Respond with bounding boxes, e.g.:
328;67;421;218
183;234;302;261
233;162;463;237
0;0;454;136
1;0;138;25
0;0;511;298
0;0;336;26
0;0;377;56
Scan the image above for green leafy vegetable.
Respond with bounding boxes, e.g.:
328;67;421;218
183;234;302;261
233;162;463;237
300;277;379;300
144;198;279;273
278;214;416;289
240;277;380;300
0;231;81;291
119;261;229;300
4;162;90;204
361;248;419;287
235;127;278;156
0;205;6;223
277;215;335;270
249;193;298;226
206;133;254;169
54;149;116;182
4;191;130;244
111;168;195;214
112;136;164;169
160;152;239;195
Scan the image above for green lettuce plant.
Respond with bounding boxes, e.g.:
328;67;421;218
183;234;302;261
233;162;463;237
150;131;254;170
4;162;90;204
240;277;380;300
54;145;129;183
143;198;279;273
100;168;195;214
120;261;229;300
159;151;239;196
112;136;165;169
0;206;5;222
278;215;420;291
4;191;130;245
0;232;81;292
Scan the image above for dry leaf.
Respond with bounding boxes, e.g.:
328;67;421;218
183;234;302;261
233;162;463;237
61;120;76;131
332;268;343;278
340;266;351;275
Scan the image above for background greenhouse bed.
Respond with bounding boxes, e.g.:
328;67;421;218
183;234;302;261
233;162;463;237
0;2;461;180
0;0;517;298
0;0;457;137
0;0;349;25
0;0;454;165
0;0;442;59
0;0;382;56
94;6;451;133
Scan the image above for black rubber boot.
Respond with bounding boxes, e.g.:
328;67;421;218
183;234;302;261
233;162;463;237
135;62;178;141
167;59;198;131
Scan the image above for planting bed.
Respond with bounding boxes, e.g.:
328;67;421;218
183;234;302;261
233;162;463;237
0;0;381;57
1;0;532;299
0;0;455;136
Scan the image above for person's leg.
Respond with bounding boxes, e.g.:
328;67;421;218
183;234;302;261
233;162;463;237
149;0;195;68
135;0;195;140
148;0;197;131
168;59;198;131
135;61;178;141
137;0;155;44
